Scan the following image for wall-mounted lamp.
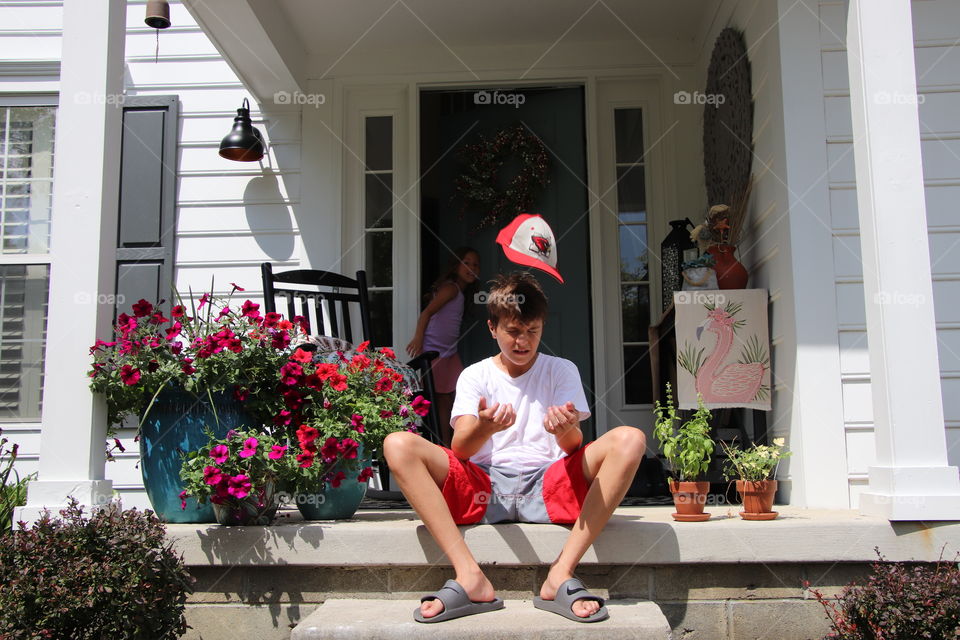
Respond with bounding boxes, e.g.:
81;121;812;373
144;0;171;29
219;98;265;162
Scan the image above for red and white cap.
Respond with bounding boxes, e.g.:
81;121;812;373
496;213;564;283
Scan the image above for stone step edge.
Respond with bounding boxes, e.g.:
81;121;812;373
291;598;672;640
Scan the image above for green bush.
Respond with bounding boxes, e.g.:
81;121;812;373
808;547;960;639
0;498;194;639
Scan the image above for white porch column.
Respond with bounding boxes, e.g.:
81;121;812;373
14;0;126;524
846;0;960;520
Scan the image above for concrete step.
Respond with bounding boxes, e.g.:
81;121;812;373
291;598;672;639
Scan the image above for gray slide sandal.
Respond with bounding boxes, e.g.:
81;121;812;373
414;579;505;623
533;578;609;623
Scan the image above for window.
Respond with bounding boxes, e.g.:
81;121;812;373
363;115;393;347
0;104;55;420
613;108;652;405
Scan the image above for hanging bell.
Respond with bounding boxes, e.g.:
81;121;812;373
145;0;171;30
219;98;266;162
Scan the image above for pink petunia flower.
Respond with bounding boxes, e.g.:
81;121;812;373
119;365;141;386
330;470;347;488
241;300;260;320
179;490;188;510
268;444;287;460
328;373;348;392
411;395;432;417
198;293;210;309
203;466;223;485
171;305;186;318
210;444;229;464
320;437;340;462
238;437;259;458
227;474;252;499
132;299;153;318
279;362;303;386
358;466;375;483
230;282;245;292
350;414;365;434
339;438;359;460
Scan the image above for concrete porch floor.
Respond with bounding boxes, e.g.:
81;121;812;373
166;506;960;639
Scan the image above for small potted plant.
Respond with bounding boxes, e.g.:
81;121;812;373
720;438;791;520
179;427;292;526
653;383;715;522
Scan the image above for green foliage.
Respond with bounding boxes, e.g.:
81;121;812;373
678;342;706;376
808;547;960;639
0;429;35;533
0;499;193;639
737;333;770;366
720;439;791;481
653;384;714;481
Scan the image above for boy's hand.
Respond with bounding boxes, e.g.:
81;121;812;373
543;401;580;437
478;397;515;433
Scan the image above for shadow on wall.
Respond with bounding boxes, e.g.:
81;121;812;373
243;168;295;260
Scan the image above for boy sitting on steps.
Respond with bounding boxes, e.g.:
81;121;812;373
383;272;646;623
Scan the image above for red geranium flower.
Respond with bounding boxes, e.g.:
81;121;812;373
320;437;340;462
315;363;337;380
356;340;370;352
296;450;315;468
374;376;394;393
263;312;281;328
358;466;375;483
339;438;359;460
378;347;396;359
291;348;313;364
171;304;186;318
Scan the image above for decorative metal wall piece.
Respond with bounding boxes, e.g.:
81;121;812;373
703;28;753;231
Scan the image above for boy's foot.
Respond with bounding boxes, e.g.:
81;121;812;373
419;570;496;619
539;568;602;619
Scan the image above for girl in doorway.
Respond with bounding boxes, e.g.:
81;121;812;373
406;247;480;446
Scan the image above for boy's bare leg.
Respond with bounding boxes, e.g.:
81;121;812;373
540;426;646;617
383;431;495;618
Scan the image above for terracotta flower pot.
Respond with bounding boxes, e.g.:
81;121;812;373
736;479;778;520
669;480;711;522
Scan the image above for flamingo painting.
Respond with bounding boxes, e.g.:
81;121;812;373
694;306;766;404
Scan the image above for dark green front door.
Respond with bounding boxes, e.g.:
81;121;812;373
419;86;594;438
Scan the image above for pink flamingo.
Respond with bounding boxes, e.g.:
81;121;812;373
695;307;765;403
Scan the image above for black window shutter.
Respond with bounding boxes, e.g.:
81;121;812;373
115;95;179;317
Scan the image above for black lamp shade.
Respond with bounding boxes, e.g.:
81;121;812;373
144;0;171;29
219;99;265;162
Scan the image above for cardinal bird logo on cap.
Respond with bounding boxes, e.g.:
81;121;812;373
529;234;552;259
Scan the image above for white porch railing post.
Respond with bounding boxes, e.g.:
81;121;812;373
13;0;126;525
846;0;960;520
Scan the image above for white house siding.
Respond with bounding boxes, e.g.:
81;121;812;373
106;1;303;509
0;0;63;504
0;1;303;510
819;0;960;506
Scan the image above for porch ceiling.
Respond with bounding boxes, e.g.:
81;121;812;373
183;0;712;104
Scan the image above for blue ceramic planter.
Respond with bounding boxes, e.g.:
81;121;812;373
139;387;253;523
296;455;371;520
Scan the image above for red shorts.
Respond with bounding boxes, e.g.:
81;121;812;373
440;444;592;525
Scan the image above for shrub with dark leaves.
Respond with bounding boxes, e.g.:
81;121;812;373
807;546;960;639
0;498;194;639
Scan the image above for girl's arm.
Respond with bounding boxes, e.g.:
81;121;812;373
405;281;459;357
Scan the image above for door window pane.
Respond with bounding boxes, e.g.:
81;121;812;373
619;225;648;282
365;173;393;228
368;290;392;349
0;264;49;420
615;166;646;223
623;344;652;405
365;116;392;171
621;285;650;343
365;231;392;287
614;109;644;164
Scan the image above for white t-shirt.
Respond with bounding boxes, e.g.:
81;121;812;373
450;353;591;470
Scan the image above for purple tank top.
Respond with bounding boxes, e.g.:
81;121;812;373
422;288;464;358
